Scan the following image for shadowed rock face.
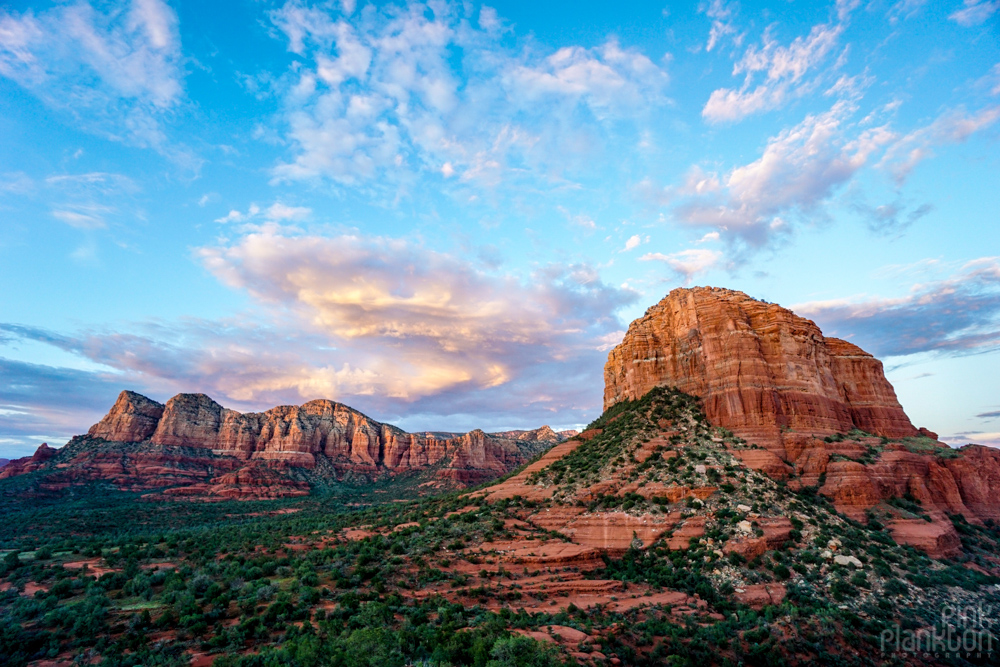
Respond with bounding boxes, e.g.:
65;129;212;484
604;286;918;454
0;443;56;479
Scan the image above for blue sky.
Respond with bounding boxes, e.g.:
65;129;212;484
1;0;999;458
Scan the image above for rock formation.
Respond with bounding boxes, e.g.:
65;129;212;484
88;390;165;442
2;391;564;499
0;443;56;479
604;287;918;455
601;286;1000;557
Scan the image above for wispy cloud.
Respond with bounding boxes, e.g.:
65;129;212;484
0;357;130;456
267;1;668;189
949;0;1000;26
793;257;1000;358
639;248;722;282
0;0;184;149
942;431;1000;448
702;22;844;123
213;202;310;224
702;0;739;52
878;105;1000;184
850;198;934;236
673;101;894;248
52;205;112;230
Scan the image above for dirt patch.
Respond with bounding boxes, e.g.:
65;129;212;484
341;528;376;541
23;581;49;596
63;559;119;577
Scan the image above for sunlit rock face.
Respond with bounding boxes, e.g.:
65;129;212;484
603;286;918;455
1;389;564;500
22;389;561;496
88;390;165;442
597;286;1000;557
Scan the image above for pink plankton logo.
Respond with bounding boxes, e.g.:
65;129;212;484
881;602;995;660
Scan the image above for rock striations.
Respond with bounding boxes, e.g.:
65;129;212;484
2;392;565;500
604;286;918;453
601;286;1000;558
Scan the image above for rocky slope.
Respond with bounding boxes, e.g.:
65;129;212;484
1;392;564;500
602;286;1000;558
459;387;999;648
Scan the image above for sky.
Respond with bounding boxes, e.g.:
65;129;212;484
0;0;998;458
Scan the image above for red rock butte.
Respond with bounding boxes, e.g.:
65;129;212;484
604;286;919;456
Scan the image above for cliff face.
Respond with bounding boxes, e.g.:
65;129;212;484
604;287;917;454
600;286;1000;557
128;392;556;474
5;391;562;499
88;390;165;442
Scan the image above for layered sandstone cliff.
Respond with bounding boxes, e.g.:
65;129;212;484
88;391;560;476
2;391;562;499
604;287;918;454
600;286;1000;557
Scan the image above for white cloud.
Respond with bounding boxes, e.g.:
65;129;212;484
836;0;862;21
676;102;895;247
950;0;999;25
266;203;311;221
216;202;309;224
267;1;668;188
702;0;738;52
505;40;668;116
703;23;844;123
679;166;721;195
52;207;109;230
173;229;638;409
640;248;722;282
215;209;245;224
0;0;184;148
623;235;642;251
879;105;1000;183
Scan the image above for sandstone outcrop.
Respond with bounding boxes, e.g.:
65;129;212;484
600;286;1000;557
0;443;56;479
1;391;561;499
604;287;918;455
88;390;165;442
